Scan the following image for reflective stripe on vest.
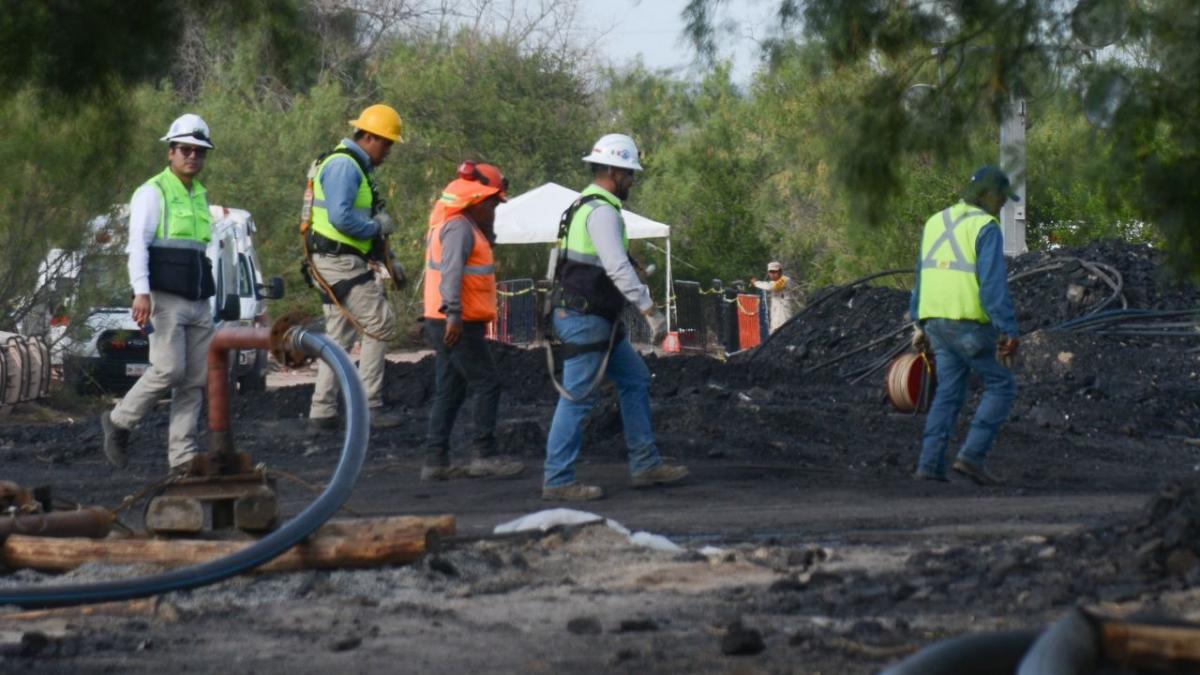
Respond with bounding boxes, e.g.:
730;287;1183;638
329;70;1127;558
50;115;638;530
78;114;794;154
310;145;374;255
146;167;211;247
423;216;497;322
917;201;994;323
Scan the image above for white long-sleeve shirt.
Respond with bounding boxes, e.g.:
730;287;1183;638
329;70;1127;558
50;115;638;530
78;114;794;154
126;184;164;296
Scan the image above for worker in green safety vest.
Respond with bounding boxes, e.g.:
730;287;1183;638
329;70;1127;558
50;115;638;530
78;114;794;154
542;133;689;502
909;166;1021;486
304;104;405;432
101;114;217;471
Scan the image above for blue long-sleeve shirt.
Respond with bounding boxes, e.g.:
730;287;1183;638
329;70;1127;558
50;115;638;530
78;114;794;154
909;218;1020;338
319;139;379;240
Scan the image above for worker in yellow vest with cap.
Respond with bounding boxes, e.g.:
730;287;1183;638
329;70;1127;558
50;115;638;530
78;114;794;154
305;104;404;432
101;114;217;471
909;166;1021;486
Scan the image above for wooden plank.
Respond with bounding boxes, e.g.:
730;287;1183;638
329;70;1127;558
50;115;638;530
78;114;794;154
3;515;453;573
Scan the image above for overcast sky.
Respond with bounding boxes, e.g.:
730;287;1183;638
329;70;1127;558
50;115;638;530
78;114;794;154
566;0;779;83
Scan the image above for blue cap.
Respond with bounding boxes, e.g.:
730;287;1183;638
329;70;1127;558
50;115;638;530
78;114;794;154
969;165;1020;202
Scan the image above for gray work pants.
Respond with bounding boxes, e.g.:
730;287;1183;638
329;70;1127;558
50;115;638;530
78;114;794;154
308;253;395;418
110;291;214;468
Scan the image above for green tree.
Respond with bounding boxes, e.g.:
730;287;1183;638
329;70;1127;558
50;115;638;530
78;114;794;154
684;0;1200;277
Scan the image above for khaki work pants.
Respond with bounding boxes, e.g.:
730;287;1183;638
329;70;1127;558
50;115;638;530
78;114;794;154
110;291;214;468
308;253;395;418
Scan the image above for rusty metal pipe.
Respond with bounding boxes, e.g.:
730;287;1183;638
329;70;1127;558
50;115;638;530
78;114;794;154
207;327;272;455
0;507;114;540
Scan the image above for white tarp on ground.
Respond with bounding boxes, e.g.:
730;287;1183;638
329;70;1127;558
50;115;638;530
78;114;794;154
493;182;670;244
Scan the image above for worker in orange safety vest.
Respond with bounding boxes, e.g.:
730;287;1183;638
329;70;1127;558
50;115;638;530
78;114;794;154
420;161;524;482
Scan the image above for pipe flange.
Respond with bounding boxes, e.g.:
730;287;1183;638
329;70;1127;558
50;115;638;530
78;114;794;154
270;313;312;368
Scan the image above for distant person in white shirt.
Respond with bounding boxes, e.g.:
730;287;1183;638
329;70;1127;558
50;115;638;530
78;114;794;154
751;261;800;334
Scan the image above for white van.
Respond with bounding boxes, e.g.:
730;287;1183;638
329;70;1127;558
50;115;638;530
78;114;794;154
41;205;282;395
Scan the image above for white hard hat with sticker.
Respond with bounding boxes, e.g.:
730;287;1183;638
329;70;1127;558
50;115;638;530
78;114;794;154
160;113;214;149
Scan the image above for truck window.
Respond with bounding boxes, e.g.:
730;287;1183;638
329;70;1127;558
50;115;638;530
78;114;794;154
238;254;254;298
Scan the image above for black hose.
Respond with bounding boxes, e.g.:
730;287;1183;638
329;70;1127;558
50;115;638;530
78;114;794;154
748;269;913;361
0;329;369;609
1017;609;1100;675
878;630;1040;675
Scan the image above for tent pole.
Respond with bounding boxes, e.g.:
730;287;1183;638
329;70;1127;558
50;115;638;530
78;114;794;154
665;237;672;334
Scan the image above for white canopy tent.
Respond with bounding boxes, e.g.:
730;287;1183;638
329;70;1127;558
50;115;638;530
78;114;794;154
493;182;675;331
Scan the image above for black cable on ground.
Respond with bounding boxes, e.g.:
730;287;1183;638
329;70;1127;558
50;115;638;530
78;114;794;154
747;269;913;362
0;329;369;609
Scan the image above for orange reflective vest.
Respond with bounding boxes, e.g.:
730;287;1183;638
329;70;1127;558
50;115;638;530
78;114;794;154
423;215;497;322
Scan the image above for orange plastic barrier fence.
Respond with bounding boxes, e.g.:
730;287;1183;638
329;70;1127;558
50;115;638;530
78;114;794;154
735;294;761;349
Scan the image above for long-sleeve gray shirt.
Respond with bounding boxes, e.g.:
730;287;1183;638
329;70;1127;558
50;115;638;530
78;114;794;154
587;203;654;313
435;215;481;318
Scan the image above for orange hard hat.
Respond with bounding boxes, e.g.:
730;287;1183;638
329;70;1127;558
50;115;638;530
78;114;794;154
433;161;508;215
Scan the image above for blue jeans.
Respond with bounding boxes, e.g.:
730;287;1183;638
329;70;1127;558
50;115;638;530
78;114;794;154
918;319;1017;476
544;308;662;487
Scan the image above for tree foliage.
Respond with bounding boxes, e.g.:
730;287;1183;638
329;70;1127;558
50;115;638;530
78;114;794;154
683;0;1200;277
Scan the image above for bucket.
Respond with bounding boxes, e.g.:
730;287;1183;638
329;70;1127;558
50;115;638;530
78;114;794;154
885;351;936;413
661;331;681;353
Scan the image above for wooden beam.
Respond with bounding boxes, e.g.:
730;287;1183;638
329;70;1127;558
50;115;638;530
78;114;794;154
3;515;454;573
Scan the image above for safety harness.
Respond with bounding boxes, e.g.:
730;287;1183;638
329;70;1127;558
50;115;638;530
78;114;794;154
300;147;394;341
542;193;623;402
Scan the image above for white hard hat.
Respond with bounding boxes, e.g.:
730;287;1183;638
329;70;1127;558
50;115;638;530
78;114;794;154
767;261;782;272
160;113;214;148
582;133;643;171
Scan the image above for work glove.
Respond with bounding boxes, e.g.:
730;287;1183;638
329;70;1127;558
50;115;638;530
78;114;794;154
911;325;930;353
997;336;1020;369
373;212;396;237
643;308;668;346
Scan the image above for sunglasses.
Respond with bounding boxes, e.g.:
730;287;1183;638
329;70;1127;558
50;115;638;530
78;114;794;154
173;145;208;158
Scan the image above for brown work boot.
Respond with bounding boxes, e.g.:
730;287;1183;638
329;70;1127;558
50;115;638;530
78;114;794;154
465;456;524;478
420;463;454;482
631;464;689;488
952;459;1000;486
369;408;403;430
100;411;130;468
308;415;338;432
541;482;604;502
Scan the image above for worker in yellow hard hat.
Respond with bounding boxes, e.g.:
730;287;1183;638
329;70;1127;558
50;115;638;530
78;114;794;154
304;103;405;432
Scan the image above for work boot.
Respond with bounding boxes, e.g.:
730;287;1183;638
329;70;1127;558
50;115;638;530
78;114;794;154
541;482;604;502
308;415;338;432
370;408;403;430
631;464;690;488
912;469;949;483
100;411;130;468
952;459;1000;486
465;456;525;479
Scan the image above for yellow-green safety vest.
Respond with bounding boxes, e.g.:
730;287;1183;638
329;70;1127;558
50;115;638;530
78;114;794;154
561;183;627;261
145;167;211;251
917;200;994;323
311;145;375;255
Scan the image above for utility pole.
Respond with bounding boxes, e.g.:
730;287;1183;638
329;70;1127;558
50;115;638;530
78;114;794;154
999;96;1028;256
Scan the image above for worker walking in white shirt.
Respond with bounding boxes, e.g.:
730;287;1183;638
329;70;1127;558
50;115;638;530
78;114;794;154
100;114;217;471
751;261;799;334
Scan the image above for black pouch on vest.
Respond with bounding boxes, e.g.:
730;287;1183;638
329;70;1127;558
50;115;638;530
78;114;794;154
148;247;216;301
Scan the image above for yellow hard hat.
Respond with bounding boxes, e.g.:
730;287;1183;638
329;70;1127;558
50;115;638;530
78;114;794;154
349;104;404;142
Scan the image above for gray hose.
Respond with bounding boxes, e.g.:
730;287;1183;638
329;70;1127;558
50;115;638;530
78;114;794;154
0;329;369;608
878;629;1040;675
1017;609;1100;675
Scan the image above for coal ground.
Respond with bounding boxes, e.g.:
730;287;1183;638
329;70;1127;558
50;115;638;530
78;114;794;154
1;240;1199;673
